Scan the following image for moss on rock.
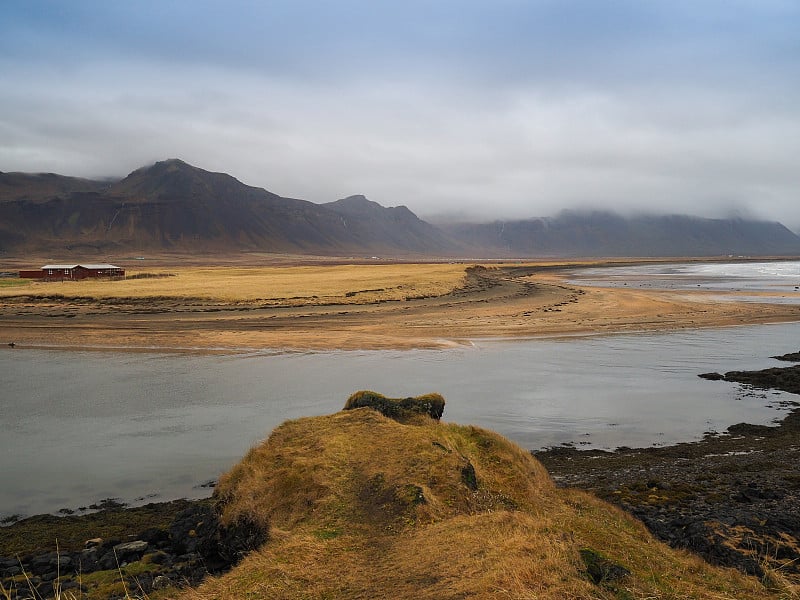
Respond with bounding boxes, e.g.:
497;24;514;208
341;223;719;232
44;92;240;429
343;390;445;422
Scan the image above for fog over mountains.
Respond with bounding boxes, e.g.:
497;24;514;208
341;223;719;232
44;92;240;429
1;159;799;258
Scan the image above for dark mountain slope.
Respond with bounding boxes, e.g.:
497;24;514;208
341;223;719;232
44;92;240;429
442;211;800;257
97;159;355;251
0;172;108;204
0;160;457;255
324;195;458;254
2;160;798;257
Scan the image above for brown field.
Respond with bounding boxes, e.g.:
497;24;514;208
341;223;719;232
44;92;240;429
1;257;799;352
0;263;465;303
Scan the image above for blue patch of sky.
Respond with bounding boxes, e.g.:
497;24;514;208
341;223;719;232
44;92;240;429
3;1;797;86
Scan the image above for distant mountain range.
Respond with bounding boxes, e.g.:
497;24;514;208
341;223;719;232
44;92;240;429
441;212;800;258
1;159;799;258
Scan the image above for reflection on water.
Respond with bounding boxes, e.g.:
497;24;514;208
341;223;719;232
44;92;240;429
2;322;800;517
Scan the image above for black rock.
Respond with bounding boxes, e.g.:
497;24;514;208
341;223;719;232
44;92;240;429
139;526;170;545
97;551;118;571
169;504;221;557
113;540;149;562
698;372;725;381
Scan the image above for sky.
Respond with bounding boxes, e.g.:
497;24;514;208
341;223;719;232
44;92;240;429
1;1;799;229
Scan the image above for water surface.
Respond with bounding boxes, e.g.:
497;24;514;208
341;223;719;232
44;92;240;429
569;260;800;302
2;322;799;518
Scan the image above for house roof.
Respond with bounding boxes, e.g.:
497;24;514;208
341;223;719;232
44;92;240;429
41;264;122;270
80;264;123;270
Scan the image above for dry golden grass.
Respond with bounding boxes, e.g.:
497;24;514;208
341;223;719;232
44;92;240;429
184;408;790;599
5;264;468;305
3;259;799;352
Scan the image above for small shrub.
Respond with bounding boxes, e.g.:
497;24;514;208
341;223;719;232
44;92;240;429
343;391;445;421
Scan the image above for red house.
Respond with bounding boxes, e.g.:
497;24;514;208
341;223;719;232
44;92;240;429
19;264;125;280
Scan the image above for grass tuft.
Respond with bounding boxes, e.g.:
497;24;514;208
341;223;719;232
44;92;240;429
343;390;445;421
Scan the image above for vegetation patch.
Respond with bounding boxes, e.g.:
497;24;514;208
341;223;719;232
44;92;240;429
579;548;631;585
0;279;28;289
0;264;468;304
124;272;176;280
0;499;201;557
186;404;784;599
343;390;445;422
312;528;341;541
460;460;478;491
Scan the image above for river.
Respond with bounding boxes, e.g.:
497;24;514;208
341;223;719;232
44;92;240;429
2;318;800;518
0;262;800;518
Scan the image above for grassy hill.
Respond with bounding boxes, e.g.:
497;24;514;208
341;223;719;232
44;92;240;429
183;398;789;599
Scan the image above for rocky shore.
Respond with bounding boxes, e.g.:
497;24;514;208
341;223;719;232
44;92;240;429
537;360;800;581
0;499;264;600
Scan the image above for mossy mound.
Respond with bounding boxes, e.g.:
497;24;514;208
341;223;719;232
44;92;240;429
185;399;785;599
343;390;445;421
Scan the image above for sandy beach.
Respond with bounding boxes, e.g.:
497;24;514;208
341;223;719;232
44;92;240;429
2;258;799;352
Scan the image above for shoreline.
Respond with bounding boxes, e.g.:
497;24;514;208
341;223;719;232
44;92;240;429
7;315;800;356
2;262;799;354
536;358;800;579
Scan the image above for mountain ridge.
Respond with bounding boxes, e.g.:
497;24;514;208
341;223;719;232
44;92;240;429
441;210;800;257
1;159;799;258
0;160;459;256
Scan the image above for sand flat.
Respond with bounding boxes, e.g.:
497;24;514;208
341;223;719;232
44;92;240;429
1;259;799;352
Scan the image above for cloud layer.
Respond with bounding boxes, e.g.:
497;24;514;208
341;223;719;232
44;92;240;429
2;1;799;228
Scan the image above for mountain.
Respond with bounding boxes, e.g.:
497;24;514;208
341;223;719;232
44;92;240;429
0;160;458;256
441;210;800;257
2;160;798;257
0;172;108;204
324;195;453;254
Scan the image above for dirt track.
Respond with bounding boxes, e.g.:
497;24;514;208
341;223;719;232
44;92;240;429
2;264;800;352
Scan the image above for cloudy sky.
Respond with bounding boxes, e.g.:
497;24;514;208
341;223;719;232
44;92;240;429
2;1;799;228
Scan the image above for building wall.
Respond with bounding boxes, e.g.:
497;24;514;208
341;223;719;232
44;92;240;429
73;267;125;279
43;267;74;280
18;267;125;280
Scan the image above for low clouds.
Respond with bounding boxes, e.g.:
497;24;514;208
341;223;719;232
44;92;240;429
1;1;799;229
